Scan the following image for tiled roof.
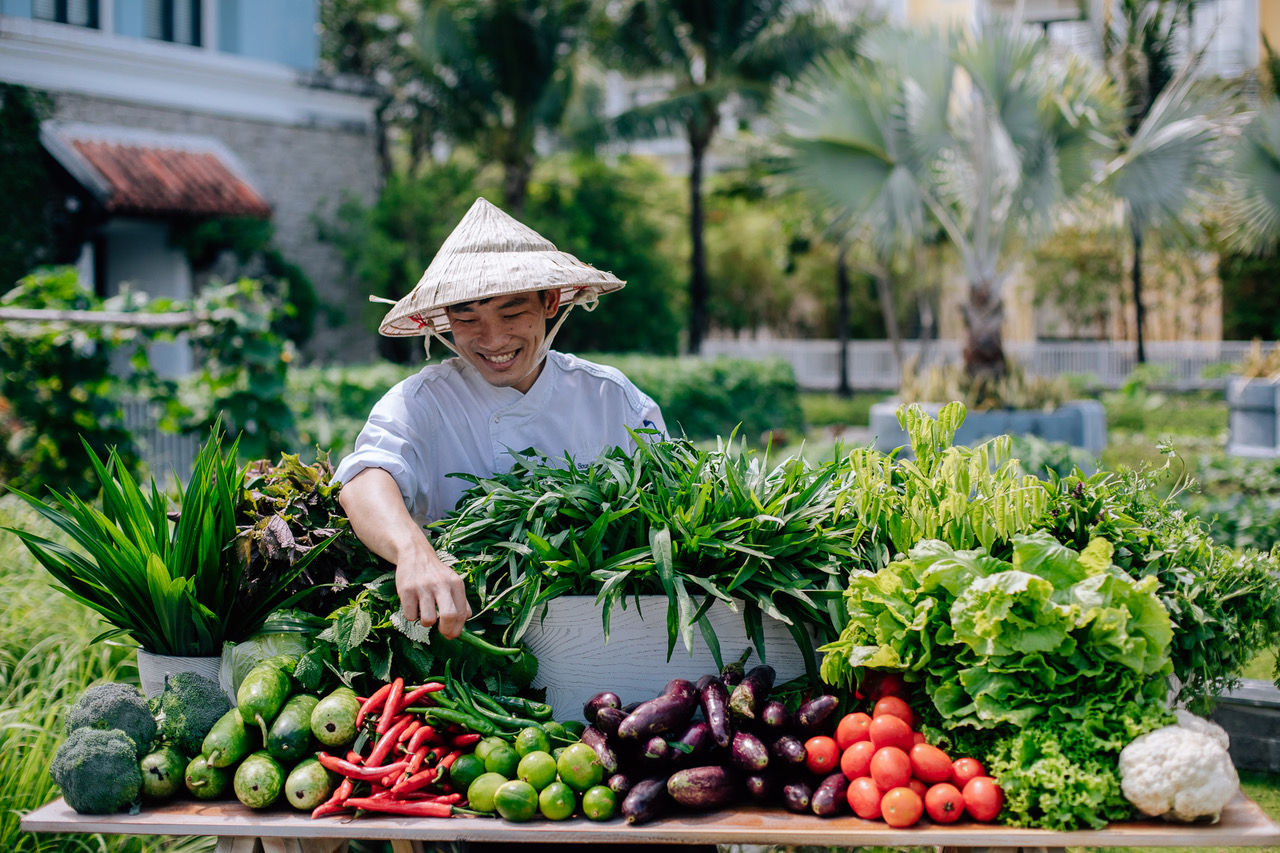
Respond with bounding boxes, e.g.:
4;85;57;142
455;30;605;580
40;122;272;219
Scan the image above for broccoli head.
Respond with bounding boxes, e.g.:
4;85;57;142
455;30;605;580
65;682;156;758
156;671;231;756
50;727;142;814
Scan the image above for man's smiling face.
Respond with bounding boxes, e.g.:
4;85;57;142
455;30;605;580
444;290;561;393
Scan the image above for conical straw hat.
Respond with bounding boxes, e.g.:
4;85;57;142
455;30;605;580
378;197;625;337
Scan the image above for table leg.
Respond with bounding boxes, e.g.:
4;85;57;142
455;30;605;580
212;839;348;853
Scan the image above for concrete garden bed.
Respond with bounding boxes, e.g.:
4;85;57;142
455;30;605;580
869;399;1107;456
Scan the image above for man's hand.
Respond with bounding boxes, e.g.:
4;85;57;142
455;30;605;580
338;467;471;638
393;544;472;639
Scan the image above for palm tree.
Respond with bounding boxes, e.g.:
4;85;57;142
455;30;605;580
773;19;1118;382
1090;0;1235;363
593;1;854;354
414;0;593;214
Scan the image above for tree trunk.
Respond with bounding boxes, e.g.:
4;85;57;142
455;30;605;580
1131;218;1147;364
503;155;533;217
836;244;852;398
687;131;710;355
961;283;1006;384
874;267;902;386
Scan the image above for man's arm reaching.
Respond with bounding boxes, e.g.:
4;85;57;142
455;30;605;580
337;467;472;639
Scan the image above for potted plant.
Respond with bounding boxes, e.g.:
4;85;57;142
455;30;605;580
1226;340;1280;458
6;429;328;696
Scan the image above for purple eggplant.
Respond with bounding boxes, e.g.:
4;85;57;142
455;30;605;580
593;705;627;737
667;765;739;810
811;771;851;817
642;735;670;762
744;772;775;804
770;733;808;768
622;776;672;825
607;772;636;797
696;674;732;748
782;778;814;813
579;724;621;775
760;699;790;734
796;694;840;736
721;648;753;687
730;729;770;772
671;720;714;762
583;690;622;724
618;679;698;739
728;664;775;720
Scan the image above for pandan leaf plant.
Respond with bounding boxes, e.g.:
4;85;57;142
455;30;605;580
6;429;331;656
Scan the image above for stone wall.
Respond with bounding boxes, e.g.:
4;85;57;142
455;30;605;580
51;91;383;364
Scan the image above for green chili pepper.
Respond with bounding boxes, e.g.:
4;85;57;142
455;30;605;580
457;629;523;657
424;707;502;737
491;694;554;722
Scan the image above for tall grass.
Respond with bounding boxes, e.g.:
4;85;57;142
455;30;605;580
0;495;213;853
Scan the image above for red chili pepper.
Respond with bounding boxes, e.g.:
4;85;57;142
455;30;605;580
310;776;355;819
356;682;394;729
451;732;482;748
310;802;353;820
366;716;414;767
395;683;444;714
377;678;405;735
432;792;463;805
317;752;410;782
406;750;426;776
439;750;461;772
344;797;455;817
407;724;439;753
389;766;442;797
398;720;422;744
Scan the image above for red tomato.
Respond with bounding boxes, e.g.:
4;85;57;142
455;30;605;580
869;745;912;790
909;743;953;784
868;713;914;752
846;776;882;820
951;757;986;788
872;696;915;729
835;711;873;750
840;740;876;780
924;782;965;824
880;786;924;828
860;670;907;703
962;776;1004;822
804;735;840;776
912;731;927;746
908;777;928;798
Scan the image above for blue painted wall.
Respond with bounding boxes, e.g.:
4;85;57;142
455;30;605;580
0;1;35;17
113;0;144;38
219;0;318;71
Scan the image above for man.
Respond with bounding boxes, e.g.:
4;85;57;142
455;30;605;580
336;197;666;640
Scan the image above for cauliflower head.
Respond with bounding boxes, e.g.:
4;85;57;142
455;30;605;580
64;682;156;758
1118;722;1239;823
156;671;232;756
50;727;143;814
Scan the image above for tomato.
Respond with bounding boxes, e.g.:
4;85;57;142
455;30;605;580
840;740;876;780
880;786;924;828
835;711;872;750
869;745;912;790
804;735;840;776
868;713;914;752
872;696;915;729
846;776;882;820
962;776;1004;822
924;782;965;824
951;757;986;788
860;671;907;703
909;743;953;784
908;777;927;798
912;731;927;746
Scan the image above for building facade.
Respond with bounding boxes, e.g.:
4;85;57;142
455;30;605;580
0;0;383;364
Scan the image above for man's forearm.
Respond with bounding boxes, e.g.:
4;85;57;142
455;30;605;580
337;468;435;563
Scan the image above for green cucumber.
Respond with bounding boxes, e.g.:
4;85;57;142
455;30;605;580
202;706;256;769
266;693;319;765
236;662;292;742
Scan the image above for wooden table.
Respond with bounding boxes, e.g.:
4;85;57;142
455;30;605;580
20;792;1280;853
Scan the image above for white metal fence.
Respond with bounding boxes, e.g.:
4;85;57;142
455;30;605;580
701;338;1270;392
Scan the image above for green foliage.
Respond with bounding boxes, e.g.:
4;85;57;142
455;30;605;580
0;85;55;290
7;429;326;656
287;361;410;461
0;268;142;499
522;155;683;355
155;672;230;757
236;450;386;617
63;682;156;759
1220;247;1280;340
897;358;1078;412
49;727;142;815
1027;223;1125;340
1177;454;1280;553
799;392;882;429
591;354;806;443
432;436;860;679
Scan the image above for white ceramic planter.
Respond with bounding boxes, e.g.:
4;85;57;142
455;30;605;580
1227;376;1280;458
135;648;222;699
520;595;818;723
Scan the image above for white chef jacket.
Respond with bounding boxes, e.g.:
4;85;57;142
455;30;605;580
333;351;666;524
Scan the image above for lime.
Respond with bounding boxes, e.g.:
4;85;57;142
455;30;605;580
474;735;510;763
514;725;552;757
516;750;559;791
448;753;487;793
493;779;539;823
484;742;521;779
552;746;567;761
561;720;586;739
581;784;618;821
541;720;570;744
466;771;508;814
556;742;603;793
538;780;577;821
